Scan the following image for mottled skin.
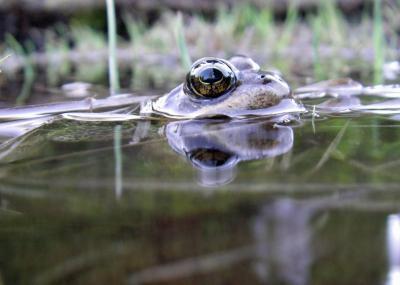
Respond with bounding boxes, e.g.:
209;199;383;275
143;56;304;119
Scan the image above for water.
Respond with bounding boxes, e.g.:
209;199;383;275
1;78;400;284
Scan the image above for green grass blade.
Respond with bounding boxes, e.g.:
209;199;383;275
311;16;323;80
5;35;35;105
106;0;120;95
321;1;344;45
276;3;298;52
123;12;145;44
373;0;385;84
175;12;192;70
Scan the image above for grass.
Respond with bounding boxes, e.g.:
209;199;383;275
175;12;192;70
373;0;385;84
123;12;145;48
44;26;71;85
106;0;120;95
5;34;35;105
275;3;298;52
311;15;323;81
0;2;398;92
320;1;345;45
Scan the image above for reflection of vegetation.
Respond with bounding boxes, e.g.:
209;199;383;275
0;191;260;285
0;183;393;284
3;116;400;188
113;124;123;199
313;210;387;285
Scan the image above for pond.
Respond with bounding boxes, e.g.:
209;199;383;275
0;63;400;285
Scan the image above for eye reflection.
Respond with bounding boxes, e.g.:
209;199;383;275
189;148;237;168
184;57;237;99
198;68;224;84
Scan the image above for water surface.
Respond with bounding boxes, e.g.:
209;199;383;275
0;77;400;285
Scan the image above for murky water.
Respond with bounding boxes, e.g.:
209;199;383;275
1;75;400;284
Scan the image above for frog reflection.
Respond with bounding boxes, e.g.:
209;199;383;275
141;55;305;119
165;119;294;187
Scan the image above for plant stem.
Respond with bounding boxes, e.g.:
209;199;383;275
311;16;323;80
373;0;384;84
175;12;192;70
106;0;120;95
5;35;36;105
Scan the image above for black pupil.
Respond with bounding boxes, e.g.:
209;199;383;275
199;68;224;84
190;148;233;167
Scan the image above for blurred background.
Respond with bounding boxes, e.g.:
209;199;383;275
0;0;399;103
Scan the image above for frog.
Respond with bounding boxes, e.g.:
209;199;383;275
1;55;398;176
0;54;398;139
141;55;305;119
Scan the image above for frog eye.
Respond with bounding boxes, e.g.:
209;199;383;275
184;58;237;99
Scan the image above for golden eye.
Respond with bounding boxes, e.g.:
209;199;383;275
184;58;237;99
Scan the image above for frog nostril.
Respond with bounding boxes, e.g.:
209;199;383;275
259;74;272;84
262;77;272;84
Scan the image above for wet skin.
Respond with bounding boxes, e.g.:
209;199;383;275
142;56;305;119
